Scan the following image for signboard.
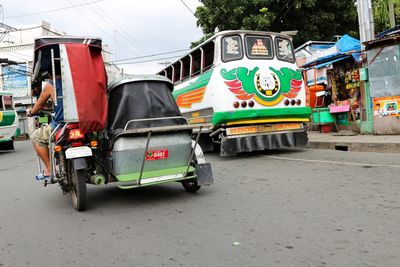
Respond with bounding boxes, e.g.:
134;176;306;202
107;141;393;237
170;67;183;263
373;96;400;117
2;64;30;97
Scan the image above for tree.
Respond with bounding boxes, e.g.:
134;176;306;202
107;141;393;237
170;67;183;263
373;0;400;34
193;0;360;47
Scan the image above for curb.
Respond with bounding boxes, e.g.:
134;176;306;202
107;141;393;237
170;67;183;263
308;141;400;153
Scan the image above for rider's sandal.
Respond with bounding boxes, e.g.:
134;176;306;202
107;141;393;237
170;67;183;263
35;172;51;182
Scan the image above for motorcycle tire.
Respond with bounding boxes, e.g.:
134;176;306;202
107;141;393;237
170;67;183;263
69;165;87;211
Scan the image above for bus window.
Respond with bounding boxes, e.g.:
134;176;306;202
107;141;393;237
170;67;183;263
191;49;201;77
173;62;181;83
2;95;13;110
203;41;215;71
221;35;243;62
166;66;173;81
276;37;295;62
245;35;273;59
182;56;191;80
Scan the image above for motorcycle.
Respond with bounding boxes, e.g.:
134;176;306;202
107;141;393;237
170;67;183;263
32;36;213;211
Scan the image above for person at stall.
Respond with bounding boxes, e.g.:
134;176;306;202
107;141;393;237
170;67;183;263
27;67;63;181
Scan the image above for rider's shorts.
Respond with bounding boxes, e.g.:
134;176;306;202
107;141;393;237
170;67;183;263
30;124;53;147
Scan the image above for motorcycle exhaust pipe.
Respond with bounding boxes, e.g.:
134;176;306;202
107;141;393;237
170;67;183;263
90;174;105;185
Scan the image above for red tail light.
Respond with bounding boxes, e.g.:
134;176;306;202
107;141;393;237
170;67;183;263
71;141;83;147
68;129;84;141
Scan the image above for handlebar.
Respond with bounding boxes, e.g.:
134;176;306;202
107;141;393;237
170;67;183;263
37;110;53;117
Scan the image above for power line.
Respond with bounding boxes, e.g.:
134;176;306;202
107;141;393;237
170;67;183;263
66;0;141;57
272;0;296;26
114;54;185;65
112;48;190;63
179;0;195;15
4;0;105;19
83;0;151;55
87;0;179;52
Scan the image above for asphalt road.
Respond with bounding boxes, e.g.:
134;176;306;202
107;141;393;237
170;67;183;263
1;141;399;267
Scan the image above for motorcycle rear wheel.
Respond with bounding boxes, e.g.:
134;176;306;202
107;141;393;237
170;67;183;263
69;165;87;211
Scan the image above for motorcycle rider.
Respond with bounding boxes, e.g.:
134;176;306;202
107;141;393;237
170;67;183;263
28;65;63;181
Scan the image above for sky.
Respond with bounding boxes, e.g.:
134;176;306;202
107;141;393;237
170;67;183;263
1;0;204;74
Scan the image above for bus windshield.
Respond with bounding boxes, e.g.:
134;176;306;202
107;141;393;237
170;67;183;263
276;37;295;62
245;35;273;59
221;35;243;62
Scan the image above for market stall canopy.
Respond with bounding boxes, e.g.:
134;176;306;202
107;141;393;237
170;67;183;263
364;25;400;50
300;34;361;70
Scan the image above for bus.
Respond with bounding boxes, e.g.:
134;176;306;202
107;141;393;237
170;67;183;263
157;30;311;156
0;92;19;150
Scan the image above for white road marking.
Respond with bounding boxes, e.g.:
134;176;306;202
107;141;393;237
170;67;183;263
265;155;400;168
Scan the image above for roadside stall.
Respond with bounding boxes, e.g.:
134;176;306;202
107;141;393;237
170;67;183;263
299;35;362;132
364;26;400;134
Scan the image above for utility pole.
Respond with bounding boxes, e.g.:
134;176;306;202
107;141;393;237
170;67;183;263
357;0;375;134
389;0;395;28
357;0;375;49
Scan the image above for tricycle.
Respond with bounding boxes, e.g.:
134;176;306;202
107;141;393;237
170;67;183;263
31;36;213;211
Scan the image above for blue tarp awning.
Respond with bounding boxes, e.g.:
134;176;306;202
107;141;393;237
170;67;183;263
300;34;361;69
314;55;351;69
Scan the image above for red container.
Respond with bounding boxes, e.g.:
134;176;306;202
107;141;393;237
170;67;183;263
321;125;331;133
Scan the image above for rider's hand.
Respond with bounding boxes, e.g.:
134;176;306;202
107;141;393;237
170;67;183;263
26;109;34;117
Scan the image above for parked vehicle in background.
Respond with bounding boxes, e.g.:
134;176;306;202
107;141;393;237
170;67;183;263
158;30;311;156
0;91;19;150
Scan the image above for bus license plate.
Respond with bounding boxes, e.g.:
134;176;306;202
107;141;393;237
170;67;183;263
65;146;92;159
146;149;168;160
227;123;303;136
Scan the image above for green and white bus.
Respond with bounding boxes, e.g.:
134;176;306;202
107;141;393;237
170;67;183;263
158;30;311;156
0;92;19;150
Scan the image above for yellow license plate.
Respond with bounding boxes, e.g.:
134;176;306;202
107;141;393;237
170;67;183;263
227;123;303;136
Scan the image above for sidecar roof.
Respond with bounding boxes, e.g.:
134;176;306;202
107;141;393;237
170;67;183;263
108;75;173;93
32;36;108;133
34;36;102;50
106;75;182;138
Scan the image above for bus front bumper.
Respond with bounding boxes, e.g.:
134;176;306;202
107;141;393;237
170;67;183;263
220;130;308;156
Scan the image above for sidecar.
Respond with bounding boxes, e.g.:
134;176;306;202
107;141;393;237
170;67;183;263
98;75;213;192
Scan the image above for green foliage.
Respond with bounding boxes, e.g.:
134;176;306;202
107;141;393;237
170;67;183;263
191;33;213;48
373;0;400;33
194;0;360;47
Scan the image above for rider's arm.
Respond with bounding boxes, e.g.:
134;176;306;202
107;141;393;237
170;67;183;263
29;83;53;116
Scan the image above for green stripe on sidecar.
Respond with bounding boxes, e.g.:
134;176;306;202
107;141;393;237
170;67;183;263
116;166;196;189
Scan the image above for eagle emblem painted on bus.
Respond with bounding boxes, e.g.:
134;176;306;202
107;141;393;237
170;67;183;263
220;67;303;106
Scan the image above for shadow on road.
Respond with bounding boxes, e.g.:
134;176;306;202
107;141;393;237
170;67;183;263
82;183;210;211
205;147;307;161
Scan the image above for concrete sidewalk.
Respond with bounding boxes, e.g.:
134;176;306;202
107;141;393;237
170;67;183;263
307;131;400;153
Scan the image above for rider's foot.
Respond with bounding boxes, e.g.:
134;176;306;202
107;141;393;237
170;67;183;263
35;172;51;182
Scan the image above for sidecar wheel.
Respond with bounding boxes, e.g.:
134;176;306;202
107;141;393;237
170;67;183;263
181;178;201;193
70;167;87;211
